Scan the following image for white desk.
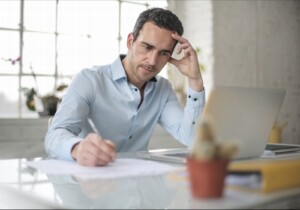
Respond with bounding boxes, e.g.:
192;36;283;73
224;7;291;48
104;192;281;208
0;153;299;209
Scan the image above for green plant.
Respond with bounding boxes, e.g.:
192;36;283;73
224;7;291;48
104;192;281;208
2;55;68;115
21;84;68;115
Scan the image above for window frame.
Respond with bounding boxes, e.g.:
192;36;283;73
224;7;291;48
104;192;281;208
0;0;166;118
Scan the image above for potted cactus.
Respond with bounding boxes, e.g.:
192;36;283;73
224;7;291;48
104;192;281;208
186;117;238;198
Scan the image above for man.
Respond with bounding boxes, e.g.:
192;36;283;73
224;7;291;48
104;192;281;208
45;8;205;166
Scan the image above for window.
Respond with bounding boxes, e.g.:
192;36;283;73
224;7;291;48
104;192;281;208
0;0;167;118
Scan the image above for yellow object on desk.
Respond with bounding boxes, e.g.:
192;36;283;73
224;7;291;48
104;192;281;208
268;121;287;143
228;158;300;193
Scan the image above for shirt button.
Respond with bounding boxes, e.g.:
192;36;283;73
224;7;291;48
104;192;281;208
188;95;191;98
193;98;198;101
129;136;132;139
134;88;138;92
192;121;195;125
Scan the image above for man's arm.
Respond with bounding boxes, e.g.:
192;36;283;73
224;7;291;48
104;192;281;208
159;33;205;146
158;85;205;146
45;69;116;166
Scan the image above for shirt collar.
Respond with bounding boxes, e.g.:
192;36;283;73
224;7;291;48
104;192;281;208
111;55;157;82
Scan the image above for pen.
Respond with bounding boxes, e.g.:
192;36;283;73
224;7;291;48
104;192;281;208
87;117;103;140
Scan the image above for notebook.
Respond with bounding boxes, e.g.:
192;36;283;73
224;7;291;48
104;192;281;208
262;143;300;158
146;86;286;164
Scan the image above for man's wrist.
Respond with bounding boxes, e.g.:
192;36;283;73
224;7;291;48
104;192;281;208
71;143;79;161
188;77;204;92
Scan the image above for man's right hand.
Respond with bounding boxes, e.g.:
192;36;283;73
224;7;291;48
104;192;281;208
71;133;116;166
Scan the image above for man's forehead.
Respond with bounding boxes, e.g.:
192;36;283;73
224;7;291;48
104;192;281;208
138;22;176;50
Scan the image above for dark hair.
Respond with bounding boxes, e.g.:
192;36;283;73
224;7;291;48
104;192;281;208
132;7;184;41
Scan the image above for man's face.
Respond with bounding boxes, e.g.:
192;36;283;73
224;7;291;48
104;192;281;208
125;22;176;87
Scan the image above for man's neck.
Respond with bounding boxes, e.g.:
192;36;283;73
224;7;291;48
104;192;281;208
121;55;146;89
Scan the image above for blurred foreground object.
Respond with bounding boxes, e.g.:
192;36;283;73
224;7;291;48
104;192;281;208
268;121;287;143
187;117;238;198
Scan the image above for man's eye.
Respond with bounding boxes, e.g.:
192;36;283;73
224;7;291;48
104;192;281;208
160;52;170;57
143;45;151;50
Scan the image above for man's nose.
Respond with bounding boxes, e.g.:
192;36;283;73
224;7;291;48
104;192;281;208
148;51;158;65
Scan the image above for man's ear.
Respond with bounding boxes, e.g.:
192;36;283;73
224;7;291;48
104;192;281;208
127;33;134;49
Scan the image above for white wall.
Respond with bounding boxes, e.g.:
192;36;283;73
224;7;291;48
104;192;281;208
169;0;300;144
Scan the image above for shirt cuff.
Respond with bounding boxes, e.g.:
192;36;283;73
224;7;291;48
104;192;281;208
186;87;205;108
61;136;82;161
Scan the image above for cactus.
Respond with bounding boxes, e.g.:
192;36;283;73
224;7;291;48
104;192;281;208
191;117;238;161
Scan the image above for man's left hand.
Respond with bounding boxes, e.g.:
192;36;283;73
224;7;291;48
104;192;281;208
169;33;204;92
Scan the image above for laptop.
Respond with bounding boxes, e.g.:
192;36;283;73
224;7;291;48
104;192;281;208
145;86;286;164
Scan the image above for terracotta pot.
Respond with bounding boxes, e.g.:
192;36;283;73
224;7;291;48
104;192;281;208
186;157;229;198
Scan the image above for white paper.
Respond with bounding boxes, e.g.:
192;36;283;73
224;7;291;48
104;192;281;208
26;158;182;180
225;173;262;189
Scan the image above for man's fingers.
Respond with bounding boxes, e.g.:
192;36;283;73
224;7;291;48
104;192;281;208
104;140;116;160
95;139;116;160
76;134;116;166
172;33;187;44
168;57;180;68
87;134;116;158
176;43;190;54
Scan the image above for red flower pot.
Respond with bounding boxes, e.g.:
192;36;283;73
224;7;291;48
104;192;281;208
186;157;229;198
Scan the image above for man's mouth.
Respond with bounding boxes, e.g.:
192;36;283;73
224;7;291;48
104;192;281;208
141;65;155;72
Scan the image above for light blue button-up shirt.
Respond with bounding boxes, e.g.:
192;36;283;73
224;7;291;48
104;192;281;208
45;55;205;161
